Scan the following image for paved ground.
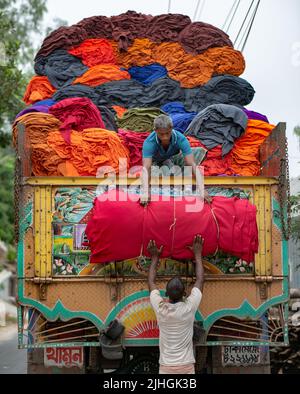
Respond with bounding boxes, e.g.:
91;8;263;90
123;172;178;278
0;323;27;374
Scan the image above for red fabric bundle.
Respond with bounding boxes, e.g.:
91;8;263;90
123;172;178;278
86;190;258;264
49;97;105;143
117;129;150;167
187;140;234;176
68;39;117;67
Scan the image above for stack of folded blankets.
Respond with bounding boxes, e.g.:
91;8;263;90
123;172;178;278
14;10;275;177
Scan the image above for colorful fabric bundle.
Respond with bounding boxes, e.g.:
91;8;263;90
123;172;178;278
117;108;165;133
229;120;275;176
128;63;167;85
145;13;191;42
23;76;56;105
52;84;97;102
111;11;152;51
85;189;258;263
68;39;117;67
118;129;150;167
97;106;118;131
115;39;245;88
16;99;56;118
48;97;105;143
161;102;197;133
200;144;234;176
17;10;273;182
12;113;65;175
34;49;88;89
12;112;61;146
47;128;129;176
178;21;233;54
112;105;127;118
35;25;89;58
185;104;248;156
73;64;131;87
94;77;184;108
185;75;255;112
243;109;269;123
76;16;113;39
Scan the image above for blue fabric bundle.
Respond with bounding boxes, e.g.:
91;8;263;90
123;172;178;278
161;102;197;133
127;63;167;85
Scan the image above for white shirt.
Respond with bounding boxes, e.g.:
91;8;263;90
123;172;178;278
150;287;202;366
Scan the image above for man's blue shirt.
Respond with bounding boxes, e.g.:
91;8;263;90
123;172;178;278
142;129;192;163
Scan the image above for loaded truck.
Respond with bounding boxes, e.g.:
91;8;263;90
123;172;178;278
15;122;290;374
13;10;291;374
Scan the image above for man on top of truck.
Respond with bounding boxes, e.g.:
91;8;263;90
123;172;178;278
140;114;208;205
147;235;204;374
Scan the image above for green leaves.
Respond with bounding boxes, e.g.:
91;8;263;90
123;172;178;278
0;0;47;147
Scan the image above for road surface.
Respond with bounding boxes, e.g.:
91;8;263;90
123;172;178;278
0;324;26;374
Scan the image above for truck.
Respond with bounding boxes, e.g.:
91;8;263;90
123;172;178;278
15;119;290;374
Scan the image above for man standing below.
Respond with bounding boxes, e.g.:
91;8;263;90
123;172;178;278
141;114;207;205
147;235;204;374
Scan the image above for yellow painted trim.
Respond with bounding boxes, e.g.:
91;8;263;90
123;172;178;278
24;176;279;186
259;186;266;276
254;186;261;276
34;186;52;278
265;186;272;276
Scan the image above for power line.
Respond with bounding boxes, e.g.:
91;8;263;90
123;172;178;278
197;0;206;20
236;5;256;49
168;0;171;13
193;0;202;22
240;0;261;52
222;0;238;31
234;0;255;46
225;0;241;33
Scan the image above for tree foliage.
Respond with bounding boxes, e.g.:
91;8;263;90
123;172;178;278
0;0;47;146
0;146;15;245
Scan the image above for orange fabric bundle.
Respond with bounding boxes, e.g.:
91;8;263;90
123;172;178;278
229;120;275;176
73;64;131;87
47;128;130;176
23;76;56;105
114;38;155;68
167;54;214;88
68;38;117;67
112;105;127;118
152;42;187;70
113;39;245;88
12;113;65;175
206;46;245;76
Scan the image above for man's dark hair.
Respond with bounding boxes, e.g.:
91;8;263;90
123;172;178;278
166;277;185;302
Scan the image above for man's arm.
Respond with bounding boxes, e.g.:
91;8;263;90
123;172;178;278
147;240;163;292
184;154;211;203
191;235;204;292
140;158;152;206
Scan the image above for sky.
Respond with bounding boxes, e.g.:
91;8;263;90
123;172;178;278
42;0;300;177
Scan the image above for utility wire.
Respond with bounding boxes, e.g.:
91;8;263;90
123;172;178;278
240;0;261;52
225;0;241;33
236;4;256;49
168;0;171;13
193;0;202;22
197;0;206;20
234;0;255;46
222;0;238;31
